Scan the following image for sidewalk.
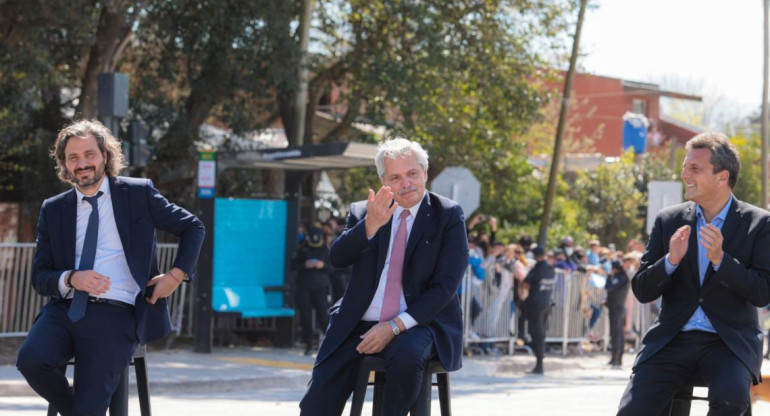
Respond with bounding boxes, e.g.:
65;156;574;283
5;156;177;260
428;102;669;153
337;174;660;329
0;346;621;397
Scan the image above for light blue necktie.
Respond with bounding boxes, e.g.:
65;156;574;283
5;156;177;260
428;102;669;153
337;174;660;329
67;191;103;322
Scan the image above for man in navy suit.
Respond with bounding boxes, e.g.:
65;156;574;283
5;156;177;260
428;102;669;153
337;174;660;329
617;132;770;415
16;119;205;416
299;138;469;416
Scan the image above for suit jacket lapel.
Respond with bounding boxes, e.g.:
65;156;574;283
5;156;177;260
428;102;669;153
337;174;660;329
62;189;77;270
404;193;434;267
109;176;131;256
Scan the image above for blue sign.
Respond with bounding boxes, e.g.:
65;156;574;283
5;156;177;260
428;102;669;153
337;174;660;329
198;187;215;199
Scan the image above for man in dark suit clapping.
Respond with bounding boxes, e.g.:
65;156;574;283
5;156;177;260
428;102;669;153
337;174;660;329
617;132;770;415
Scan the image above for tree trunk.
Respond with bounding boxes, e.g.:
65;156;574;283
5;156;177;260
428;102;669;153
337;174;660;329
76;1;143;119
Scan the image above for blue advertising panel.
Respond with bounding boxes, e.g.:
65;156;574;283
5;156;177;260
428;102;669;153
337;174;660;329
213;198;287;288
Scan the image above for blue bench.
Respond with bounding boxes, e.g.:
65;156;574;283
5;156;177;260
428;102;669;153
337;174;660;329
213;285;295;318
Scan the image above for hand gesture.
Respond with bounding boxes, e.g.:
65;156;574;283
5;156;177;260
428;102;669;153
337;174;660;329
364;186;396;237
668;225;690;265
146;268;183;304
356;322;395;354
699;224;724;266
488;215;498;232
71;270;111;295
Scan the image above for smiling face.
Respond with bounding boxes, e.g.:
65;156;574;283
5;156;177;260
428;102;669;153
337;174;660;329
64;134;107;194
381;152;428;209
681;147;729;206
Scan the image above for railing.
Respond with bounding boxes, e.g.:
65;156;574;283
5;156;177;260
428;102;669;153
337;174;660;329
0;243;186;339
460;263;657;356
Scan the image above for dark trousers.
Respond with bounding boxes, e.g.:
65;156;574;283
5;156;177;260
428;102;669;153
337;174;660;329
527;305;550;360
16;300;138;416
617;331;752;416
299;321;436;416
608;305;625;364
297;285;331;345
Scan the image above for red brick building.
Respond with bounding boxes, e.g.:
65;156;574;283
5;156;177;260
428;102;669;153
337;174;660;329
562;72;702;156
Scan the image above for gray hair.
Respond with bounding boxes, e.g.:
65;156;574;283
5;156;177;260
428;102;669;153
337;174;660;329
685;132;740;189
374;137;429;177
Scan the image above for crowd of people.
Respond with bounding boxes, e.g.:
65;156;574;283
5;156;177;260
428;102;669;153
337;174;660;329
464;213;644;371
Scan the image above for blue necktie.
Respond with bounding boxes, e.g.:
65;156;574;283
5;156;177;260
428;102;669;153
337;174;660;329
67;191;103;322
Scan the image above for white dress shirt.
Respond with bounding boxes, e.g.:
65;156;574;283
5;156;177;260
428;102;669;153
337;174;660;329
361;193;425;329
58;179;140;305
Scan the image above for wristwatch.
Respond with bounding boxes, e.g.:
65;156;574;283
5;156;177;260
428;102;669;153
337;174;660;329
388;320;401;336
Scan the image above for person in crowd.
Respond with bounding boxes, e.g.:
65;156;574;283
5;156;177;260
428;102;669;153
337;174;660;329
605;261;630;369
16;119;205;416
553;249;578;271
299;137;468;416
586;239;601;266
294;226;333;355
617;132;770;415
523;246;556;375
326;218;351;303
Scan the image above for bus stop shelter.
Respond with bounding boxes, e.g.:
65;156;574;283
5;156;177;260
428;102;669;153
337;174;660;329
194;141;378;352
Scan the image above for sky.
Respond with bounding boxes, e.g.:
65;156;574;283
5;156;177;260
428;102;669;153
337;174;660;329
580;0;764;116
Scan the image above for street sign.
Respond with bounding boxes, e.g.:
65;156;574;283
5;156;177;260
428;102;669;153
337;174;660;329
430;167;480;215
647;181;682;235
198;151;216;199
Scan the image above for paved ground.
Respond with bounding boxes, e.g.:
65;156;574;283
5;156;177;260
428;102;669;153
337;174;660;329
2;345;769;415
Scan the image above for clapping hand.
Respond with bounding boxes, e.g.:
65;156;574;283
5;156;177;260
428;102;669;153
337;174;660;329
668;225;690;266
699;224;724;266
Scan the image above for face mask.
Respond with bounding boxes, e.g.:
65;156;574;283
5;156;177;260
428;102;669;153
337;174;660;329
564;247;574;256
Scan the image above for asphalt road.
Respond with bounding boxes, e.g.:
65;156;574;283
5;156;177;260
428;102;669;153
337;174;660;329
3;365;770;415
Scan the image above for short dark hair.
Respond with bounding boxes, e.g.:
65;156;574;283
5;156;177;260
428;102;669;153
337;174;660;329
685;132;740;189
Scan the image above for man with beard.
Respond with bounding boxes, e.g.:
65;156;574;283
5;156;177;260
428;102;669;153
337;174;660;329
16;119;205;416
299;138;468;416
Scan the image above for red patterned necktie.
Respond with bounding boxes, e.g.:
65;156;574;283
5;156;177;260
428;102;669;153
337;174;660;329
380;209;411;322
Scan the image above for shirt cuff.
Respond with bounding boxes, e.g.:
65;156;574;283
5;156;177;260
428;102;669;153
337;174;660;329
398;312;418;330
58;271;71;297
712;257;723;271
664;254;678;276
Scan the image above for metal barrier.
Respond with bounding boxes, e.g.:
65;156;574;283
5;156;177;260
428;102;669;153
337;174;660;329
0;243;185;339
460;264;517;354
545;270;609;356
458;263;663;357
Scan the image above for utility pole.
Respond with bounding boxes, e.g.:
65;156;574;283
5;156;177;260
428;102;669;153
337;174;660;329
293;0;314;146
762;0;769;209
538;0;588;247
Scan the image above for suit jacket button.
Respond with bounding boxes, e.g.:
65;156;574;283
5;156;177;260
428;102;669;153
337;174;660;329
698;298;704;304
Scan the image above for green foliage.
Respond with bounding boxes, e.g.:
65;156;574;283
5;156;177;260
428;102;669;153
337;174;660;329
731;134;763;207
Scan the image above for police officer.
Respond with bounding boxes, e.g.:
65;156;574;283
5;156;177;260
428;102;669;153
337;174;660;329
294;226;332;355
605;260;630;368
524;246;555;374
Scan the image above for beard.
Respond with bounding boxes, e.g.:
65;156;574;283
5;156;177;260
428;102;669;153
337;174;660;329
70;162;106;189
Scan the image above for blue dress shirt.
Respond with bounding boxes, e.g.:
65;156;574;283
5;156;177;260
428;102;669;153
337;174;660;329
664;195;733;333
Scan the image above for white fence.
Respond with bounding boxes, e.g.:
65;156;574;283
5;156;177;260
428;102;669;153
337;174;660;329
460;264;657;356
0;243;187;339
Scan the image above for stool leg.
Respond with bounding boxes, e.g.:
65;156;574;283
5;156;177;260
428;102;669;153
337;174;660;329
437;373;451;416
109;367;129;416
410;370;432;416
134;356;152;416
372;372;386;416
349;367;370;416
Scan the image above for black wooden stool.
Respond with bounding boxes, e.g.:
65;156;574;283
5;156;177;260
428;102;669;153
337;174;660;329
349;355;451;416
661;372;752;416
46;344;151;416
